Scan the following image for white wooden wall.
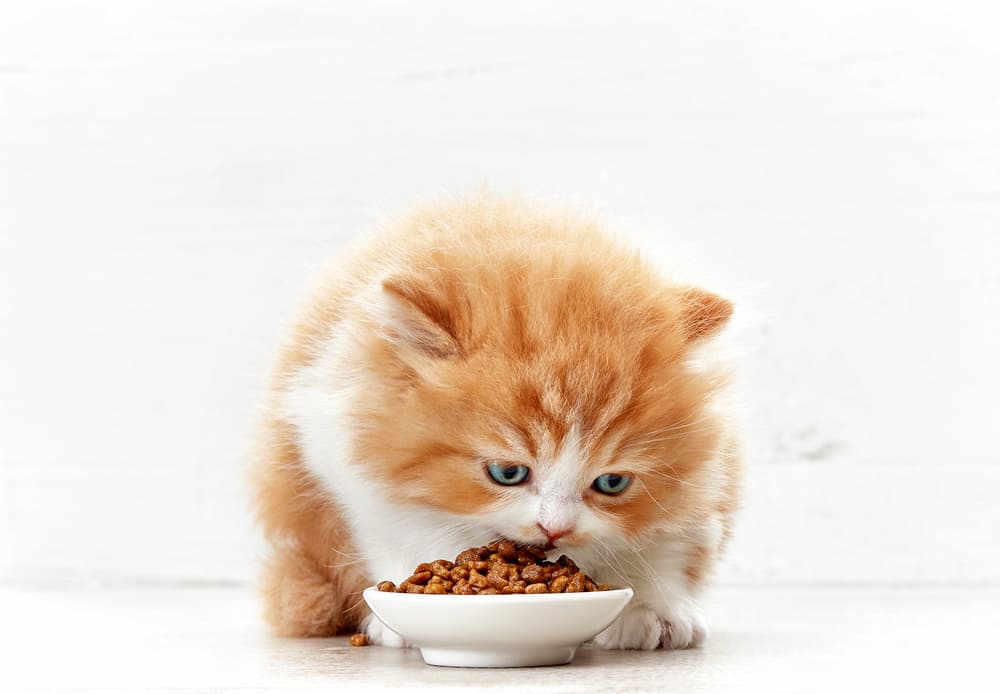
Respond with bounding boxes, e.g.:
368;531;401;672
2;1;998;586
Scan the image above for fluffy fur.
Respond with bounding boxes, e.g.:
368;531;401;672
251;193;741;649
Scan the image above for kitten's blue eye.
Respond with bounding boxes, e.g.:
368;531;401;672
486;462;530;486
592;473;631;495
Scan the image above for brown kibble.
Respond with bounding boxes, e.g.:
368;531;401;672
430;561;453;577
521;564;546;583
454;549;481;565
375;542;608;596
497;539;518;558
486;569;509;589
557;555;579;571
406;570;432;585
566;573;586;593
468;569;489;588
349;633;369;647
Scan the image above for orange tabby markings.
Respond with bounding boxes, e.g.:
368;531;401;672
251;192;741;642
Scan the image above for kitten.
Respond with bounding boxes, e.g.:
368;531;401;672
252;193;741;649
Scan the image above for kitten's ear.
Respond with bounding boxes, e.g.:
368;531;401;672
678;287;733;342
372;275;461;358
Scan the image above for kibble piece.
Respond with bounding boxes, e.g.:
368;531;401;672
566;573;586;593
454;548;481;565
521;564;546;583
349;633;369;647
597;584;611;591
405;583;425;594
406;570;432;585
557;555;579;571
376;580;396;592
549;575;569;593
424;583;447;594
467;569;489;588
430;561;454;578
486;568;509;589
479;587;499;595
496;539;518;559
450;566;470;581
500;584;526;594
525;582;548;594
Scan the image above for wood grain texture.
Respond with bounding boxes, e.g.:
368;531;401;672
1;1;998;584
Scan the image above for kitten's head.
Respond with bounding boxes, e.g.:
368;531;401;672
346;213;733;551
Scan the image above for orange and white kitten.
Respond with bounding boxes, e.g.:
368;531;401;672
252;193;741;649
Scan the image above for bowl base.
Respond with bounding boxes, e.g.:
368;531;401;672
420;645;577;668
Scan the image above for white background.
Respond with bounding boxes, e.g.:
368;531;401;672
1;1;998;587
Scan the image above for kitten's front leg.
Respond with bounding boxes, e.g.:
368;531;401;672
590;532;714;650
359;612;410;648
592;594;708;650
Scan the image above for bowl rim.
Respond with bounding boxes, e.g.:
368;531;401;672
362;585;633;604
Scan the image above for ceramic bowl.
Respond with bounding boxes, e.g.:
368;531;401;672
362;585;633;667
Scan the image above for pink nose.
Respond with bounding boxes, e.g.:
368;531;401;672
537;523;573;542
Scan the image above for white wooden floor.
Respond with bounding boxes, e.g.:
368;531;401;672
2;585;996;693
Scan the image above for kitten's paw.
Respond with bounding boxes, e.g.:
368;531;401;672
592;604;663;650
658;602;708;649
592;603;708;650
359;613;410;648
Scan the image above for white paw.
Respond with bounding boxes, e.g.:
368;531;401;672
659;602;708;649
592;603;708;650
592;604;663;650
359;613;410;648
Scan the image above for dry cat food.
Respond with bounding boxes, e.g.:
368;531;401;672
376;540;611;595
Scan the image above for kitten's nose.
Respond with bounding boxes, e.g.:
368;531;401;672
537;522;573;542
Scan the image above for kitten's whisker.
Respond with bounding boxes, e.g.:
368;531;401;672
592;537;631;587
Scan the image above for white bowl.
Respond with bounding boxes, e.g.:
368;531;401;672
362;585;634;667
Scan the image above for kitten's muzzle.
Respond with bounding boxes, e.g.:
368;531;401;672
537;522;573;544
